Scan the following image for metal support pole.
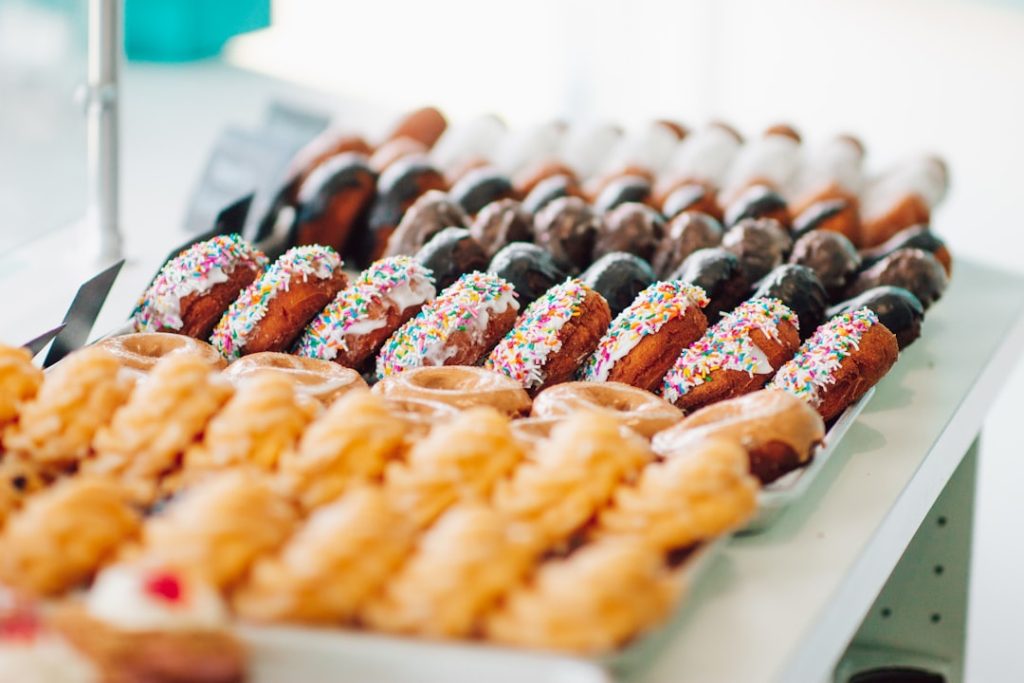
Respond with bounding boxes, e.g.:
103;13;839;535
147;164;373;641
86;0;122;261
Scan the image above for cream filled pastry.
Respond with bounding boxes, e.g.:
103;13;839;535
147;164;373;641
0;595;99;683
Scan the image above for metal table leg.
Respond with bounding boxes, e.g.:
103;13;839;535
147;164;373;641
834;438;978;683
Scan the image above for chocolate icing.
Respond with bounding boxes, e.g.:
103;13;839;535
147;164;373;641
488;242;569;306
522;175;574;214
533;196;603;273
652;211;724;279
383;189;468;258
662;183;711;219
752;264;829;340
721;218;793;283
789;230;861;301
593;175;652;213
668;247;750;323
293;153;376;225
415;227;489;291
847;248;948;309
469;199;534;258
580;253;657;316
791;199;849;239
724;185;790;229
859;225;949;270
594;202;665;263
449;167;516;216
828;285;924;349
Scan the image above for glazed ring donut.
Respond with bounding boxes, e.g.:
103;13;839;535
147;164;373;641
376;272;519;379
132;234;267;339
768;308;898;422
295;256;436;370
531;381;683;439
94;333;226;377
652;389;825;484
580;281;709;392
224;352;367;405
485;279;612;394
211;245;348;360
660;297;800;412
372;366;531;417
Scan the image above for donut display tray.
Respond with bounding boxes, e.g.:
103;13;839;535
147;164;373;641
743;387;875;534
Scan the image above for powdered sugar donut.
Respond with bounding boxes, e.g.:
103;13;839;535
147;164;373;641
133;234;267;339
210;245;347;360
376;272;519;379
485;279;611;393
295;256;436;369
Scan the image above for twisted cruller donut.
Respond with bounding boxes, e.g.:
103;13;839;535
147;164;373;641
372;365;531;417
0;345;42;431
223;352;367;406
132;234;268;338
0;455;46;530
580;280;709;392
661;297;800;412
88;354;234;503
234;487;414;623
485;279;611;393
379;395;460;437
384;407;524;529
531;381;682;439
295;256;436;370
211;245;348;360
768;308;898;422
363;503;536;638
492;412;652;549
4;348;132;476
138;470;296;589
484;536;678;653
0;477;140;596
652;389;825;484
277;391;408;512
376;271;519;379
597;438;758;550
93;332;225;378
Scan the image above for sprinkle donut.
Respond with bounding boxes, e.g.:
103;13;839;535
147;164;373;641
485;279;611;393
580;281;709;392
295;256;436;370
661;297;800;412
211;245;347;360
133;234;267;339
376;272;519;379
768;308;898;421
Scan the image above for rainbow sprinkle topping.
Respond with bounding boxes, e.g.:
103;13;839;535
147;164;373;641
132;234;267;332
485;279;591;389
210;245;341;360
581;280;709;382
768;308;879;406
376;271;518;379
295;256;435;361
661;297;798;402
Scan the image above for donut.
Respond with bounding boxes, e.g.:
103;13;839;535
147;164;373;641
521;174;580;214
369;137;428;172
531;381;683;438
662;123;742;197
580;281;709;392
789;135;865;237
846;248;948;310
791;198;861;245
828;285;924;349
721;218;793;283
385;106;448;148
669;247;750;323
132;234;268;339
723;184;792;230
788;230;862;300
0;345;43;432
294;257;435;371
513;160;577;198
449;167;517;216
859;225;952;276
660;297;800;412
860;156;947;248
656;180;722;221
94;333;226;377
373;365;530;416
559;122;622;179
593;202;665;263
283;130;373;206
429;114;506;176
651;211;724;279
485;279;611;393
580;253;656;317
751;264;829;340
383;189;468;259
592;175;654;213
652;389;825;484
291;152;376;253
469;199;534;259
414;227;488;291
533;196;603;273
376;271;519;379
379;395;460;436
768;308;899;421
487;242;568;307
720;129;801;205
210;245;347;360
224;352;367;405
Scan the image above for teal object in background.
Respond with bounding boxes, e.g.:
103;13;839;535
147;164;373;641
125;0;270;61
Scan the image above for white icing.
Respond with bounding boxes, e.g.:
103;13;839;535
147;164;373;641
86;564;228;632
665;125;742;187
599;122;680;175
344;318;388;337
419;289;517;367
861;156;947;220
493;122;564;175
0;635;98;683
722;133;800;198
559;123;622;178
384;276;436;314
430;115;506;173
791;137;864;200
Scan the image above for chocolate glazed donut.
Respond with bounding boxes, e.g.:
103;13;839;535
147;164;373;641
651;211;724;279
594;203;665;263
669;247;750;323
846;248;948;310
859;225;952;275
752;264;829;340
580;253;657;317
415;227;489;291
721;218;793;283
828;286;925;349
488;242;569;307
384;190;469;258
449;168;517;216
788;230;861;301
291;153;377;253
723;184;792;230
533;196;603;273
522;174;581;214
